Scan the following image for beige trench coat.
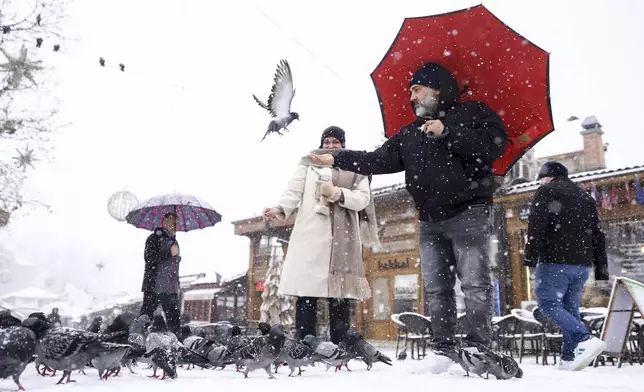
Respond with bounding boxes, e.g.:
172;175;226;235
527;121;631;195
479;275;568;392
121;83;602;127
275;164;371;299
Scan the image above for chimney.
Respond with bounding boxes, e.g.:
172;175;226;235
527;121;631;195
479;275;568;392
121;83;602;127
580;116;606;171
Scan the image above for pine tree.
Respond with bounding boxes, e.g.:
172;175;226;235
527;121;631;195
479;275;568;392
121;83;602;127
260;242;293;326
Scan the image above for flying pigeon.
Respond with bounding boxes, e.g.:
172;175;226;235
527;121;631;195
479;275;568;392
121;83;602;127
0;324;37;391
235;324;285;379
253;59;299;142
21;312;128;385
344;328;392;370
302;335;353;372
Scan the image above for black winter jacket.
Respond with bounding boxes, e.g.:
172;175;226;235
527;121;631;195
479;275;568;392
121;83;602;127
141;227;180;292
333;104;507;222
523;177;609;280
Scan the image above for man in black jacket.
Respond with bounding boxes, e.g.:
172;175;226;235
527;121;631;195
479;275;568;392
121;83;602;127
524;162;608;371
140;212;182;336
308;63;511;375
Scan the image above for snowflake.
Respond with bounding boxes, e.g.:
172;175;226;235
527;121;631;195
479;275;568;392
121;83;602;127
0;45;43;88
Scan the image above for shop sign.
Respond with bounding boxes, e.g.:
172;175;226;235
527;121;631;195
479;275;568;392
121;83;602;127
518;202;532;222
377;257;412;270
394;286;417;300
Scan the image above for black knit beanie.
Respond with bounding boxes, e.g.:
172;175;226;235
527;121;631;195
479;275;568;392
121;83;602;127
409;62;456;91
538;161;569;179
319;126;346;148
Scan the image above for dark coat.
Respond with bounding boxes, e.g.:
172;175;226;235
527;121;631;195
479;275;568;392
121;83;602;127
524;177;609;280
142;227;179;292
332;65;507;222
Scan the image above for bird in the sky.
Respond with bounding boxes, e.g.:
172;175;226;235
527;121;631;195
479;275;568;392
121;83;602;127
253;59;299;142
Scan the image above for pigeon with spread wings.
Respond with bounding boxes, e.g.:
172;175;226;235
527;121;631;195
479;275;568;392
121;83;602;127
253;59;299;142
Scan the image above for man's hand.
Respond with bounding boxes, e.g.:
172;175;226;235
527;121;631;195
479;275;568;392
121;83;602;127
422;119;445;136
170;243;179;257
307;153;335;166
262;207;281;221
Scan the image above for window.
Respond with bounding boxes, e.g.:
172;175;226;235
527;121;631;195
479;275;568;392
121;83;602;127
372;278;391;321
394;274;419;314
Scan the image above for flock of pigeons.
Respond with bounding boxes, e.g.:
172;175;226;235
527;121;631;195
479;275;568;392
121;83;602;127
0;310;392;391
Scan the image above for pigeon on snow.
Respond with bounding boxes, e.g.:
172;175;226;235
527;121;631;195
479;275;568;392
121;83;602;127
0;322;37;391
220;325;251;371
21;312;128;385
302;335;353;372
118;314;150;374
458;345;523;380
277;337;321;376
179;325;228;369
91;315;135;379
253;59;299;142
344;328;392;370
144;315;183;380
235;324;285;379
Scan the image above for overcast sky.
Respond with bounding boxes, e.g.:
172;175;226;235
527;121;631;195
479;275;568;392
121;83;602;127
1;0;643;299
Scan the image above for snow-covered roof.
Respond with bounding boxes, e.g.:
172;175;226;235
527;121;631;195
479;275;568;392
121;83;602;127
183;288;222;301
192;272;222;286
372;183;407;197
369;165;644;198
224;270;248;283
0;287;60;300
504;165;644;195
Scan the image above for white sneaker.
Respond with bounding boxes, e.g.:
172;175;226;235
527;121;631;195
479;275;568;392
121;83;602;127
556;360;575;371
406;350;456;374
571;337;606;371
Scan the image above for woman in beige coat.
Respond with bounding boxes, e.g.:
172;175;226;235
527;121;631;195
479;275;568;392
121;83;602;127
263;126;379;343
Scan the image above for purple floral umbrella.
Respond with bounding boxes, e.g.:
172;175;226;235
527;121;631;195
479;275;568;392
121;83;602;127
125;193;221;232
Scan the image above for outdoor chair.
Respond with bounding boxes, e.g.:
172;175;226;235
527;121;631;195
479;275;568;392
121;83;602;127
491;314;520;357
532;307;563;365
397;312;433;360
511;308;544;364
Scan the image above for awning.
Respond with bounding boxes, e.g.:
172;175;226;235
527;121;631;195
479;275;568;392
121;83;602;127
183;288;222;301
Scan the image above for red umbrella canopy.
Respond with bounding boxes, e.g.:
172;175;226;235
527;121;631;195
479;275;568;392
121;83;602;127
371;5;553;176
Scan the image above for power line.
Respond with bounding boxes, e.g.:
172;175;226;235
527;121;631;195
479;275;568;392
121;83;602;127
248;3;345;82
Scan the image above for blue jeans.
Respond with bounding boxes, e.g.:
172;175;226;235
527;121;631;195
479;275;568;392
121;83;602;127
419;206;493;348
535;264;591;361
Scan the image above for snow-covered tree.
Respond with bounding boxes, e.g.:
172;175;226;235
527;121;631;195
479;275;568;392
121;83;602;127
0;0;68;227
260;241;293;326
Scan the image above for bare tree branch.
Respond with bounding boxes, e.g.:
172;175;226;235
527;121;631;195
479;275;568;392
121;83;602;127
0;0;69;227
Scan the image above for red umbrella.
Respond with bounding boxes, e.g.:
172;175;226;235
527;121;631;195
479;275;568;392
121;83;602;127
371;5;553;176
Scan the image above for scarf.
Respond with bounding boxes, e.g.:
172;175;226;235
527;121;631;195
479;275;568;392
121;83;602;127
299;149;381;300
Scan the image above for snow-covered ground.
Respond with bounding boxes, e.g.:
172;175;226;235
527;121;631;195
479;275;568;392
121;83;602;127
4;349;643;392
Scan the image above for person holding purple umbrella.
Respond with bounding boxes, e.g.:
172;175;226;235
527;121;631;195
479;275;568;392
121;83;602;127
140;212;181;336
